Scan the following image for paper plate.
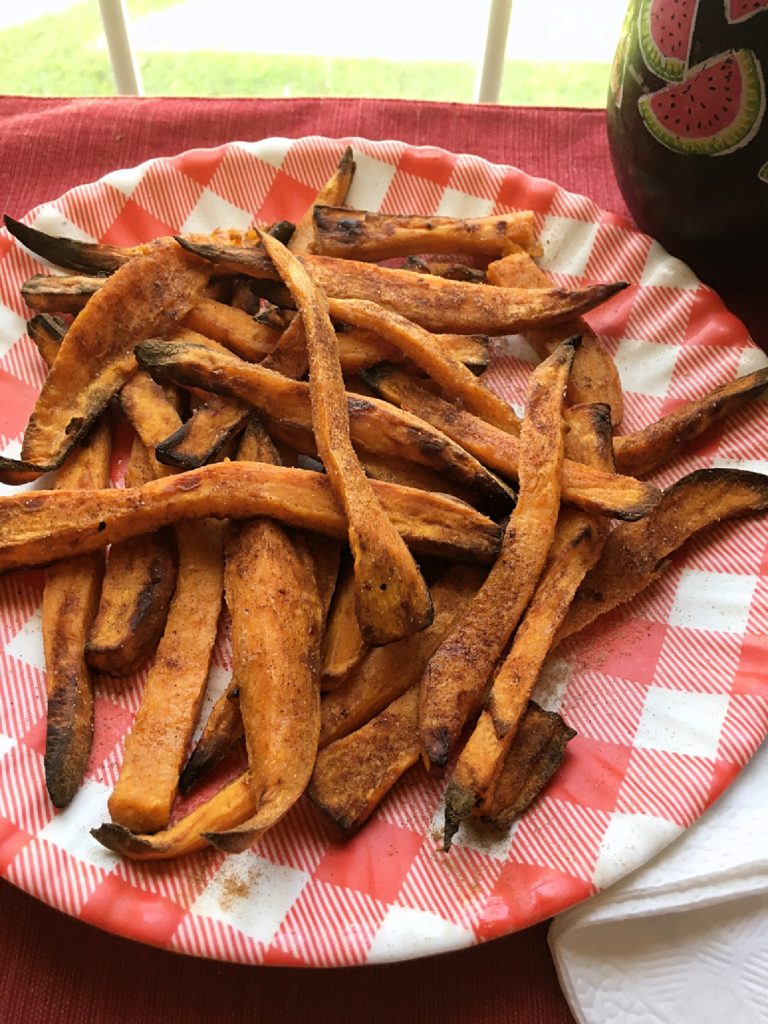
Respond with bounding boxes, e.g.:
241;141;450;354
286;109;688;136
0;137;765;967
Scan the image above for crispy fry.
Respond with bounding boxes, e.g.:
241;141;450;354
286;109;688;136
93;773;256;860
136;339;514;512
42;416;111;808
363;363;659;521
359;452;478;506
182;297;281;361
487;249;624;425
176;238;627;335
20;244;209;470
290;145;356;254
310;687;421;833
259;231;433;644
27;313;67;368
480;705;576;829
556;467;768;643
613;367;768;476
178;686;243;795
0;461;501;572
320;560;367;689
21;273;102;313
327;298;520;435
156;396;249;470
206;422;324;853
320;565;484;747
85;435;178;676
419;339;577;769
107;520;224;833
311;207;537;260
443;405;611;845
6;214;134;274
403;255;486;283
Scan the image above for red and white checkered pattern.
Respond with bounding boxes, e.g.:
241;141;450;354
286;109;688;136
0;138;765;965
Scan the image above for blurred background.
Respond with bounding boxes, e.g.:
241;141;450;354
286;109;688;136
0;0;625;106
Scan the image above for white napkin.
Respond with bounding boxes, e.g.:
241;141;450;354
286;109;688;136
549;743;768;1024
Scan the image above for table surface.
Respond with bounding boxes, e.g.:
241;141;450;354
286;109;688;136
0;94;764;1024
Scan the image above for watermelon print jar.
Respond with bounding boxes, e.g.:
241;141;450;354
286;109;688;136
607;0;768;292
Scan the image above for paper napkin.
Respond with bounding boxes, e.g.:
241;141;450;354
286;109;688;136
550;743;768;1024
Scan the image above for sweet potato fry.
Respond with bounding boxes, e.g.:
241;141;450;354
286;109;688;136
6;214;134;274
177;687;243;795
181;297;281;361
259;230;432;645
359;452;478;506
363;363;659;521
177;237;627;335
0;461;501;572
136;339;514;512
320;559;367;689
480;705;576;829
107;519;224;833
93;773;256;860
487;248;624;425
42;416;111;808
419;339;577;769
556;467;768;643
312;690;568;835
179;520;340;798
20;244;208;471
85;435;179;676
613;367;768;477
442;405;611;845
156;397;249;470
327;298;520;435
27;312;67;368
290;145;356;254
403;255;486;283
203;420;323;853
311;207;537;260
310;687;421;833
21;273;102;313
320;564;484;747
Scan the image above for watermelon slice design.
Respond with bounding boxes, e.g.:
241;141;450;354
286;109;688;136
639;49;766;155
639;0;699;82
725;0;768;23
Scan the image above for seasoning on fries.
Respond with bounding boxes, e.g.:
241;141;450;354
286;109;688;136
0;143;764;866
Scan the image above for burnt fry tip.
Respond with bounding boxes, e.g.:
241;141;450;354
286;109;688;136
443;781;476;851
90;822;160;856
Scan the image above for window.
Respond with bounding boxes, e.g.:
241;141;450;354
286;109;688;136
0;0;626;107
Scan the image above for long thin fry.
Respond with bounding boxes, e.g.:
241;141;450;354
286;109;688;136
136;340;514;512
363;363;659;521
176;238;627;335
311;207;537;260
486;248;624;424
92;773;256;861
320;559;367;689
0;462;502;572
85;435;178;675
258;231;432;644
21;244;208;470
42;417;111;808
443;405;612;846
613;367;768;476
107;520;224;833
327;298;520;435
556;467;768;643
418;339;577;768
205;421;324;853
290;145;355;254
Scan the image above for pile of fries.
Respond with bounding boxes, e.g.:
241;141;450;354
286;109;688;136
2;147;767;861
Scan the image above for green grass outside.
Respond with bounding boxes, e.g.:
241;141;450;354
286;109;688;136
0;0;611;107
